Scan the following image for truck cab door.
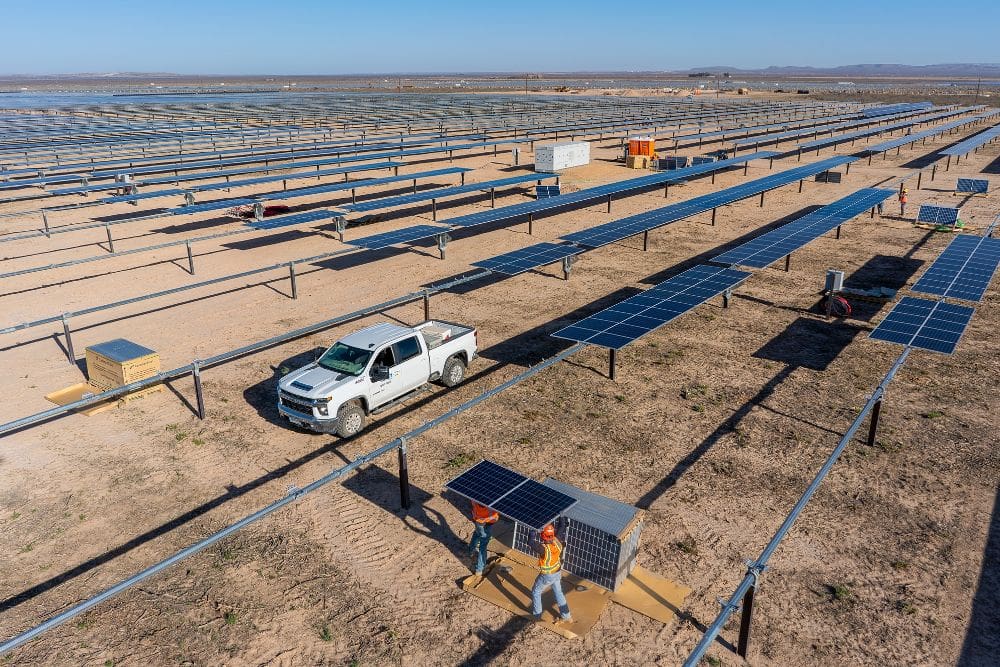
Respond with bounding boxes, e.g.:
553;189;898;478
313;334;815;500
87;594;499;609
386;336;427;399
368;346;395;407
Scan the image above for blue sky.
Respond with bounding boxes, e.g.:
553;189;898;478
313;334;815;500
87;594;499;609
3;0;999;75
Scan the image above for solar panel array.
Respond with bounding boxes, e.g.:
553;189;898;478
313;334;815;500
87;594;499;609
916;205;961;226
444;460;577;530
344;223;449;250
560;155;856;248
536;185;561;199
169;198;256;215
797;108;972;152
957;178;989;195
472;242;581;275
245;210;335;231
264;167;468;203
552;264;752;349
711;188;895;268
338;172;552;213
940;121;1000;156
910;234;1000;302
869;296;974;355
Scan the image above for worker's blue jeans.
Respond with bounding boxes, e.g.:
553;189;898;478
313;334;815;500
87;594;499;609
469;522;493;574
532;571;571;619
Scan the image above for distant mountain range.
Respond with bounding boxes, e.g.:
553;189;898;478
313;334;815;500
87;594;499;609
680;64;1000;77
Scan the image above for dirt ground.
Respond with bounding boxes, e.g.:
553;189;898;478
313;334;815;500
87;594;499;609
0;104;998;666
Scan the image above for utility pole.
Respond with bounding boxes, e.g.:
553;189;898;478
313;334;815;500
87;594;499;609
975;75;982;102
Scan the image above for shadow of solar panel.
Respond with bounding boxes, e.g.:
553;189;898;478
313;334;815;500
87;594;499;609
445;460;527;506
869;296;974;354
711;188;894;268
957;178;989;194
910;234;1000;302
246;210;332;230
472;241;580;275
345;224;447;250
917;205;960;225
491;479;577;531
170;198;255;215
552;264;751;349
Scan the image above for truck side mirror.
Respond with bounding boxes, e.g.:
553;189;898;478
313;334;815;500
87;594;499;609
372;365;390;381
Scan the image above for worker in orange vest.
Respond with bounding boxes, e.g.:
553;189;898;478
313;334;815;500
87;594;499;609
530;523;572;622
899;187;908;217
468;501;498;575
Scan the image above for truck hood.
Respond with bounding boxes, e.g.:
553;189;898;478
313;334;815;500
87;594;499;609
279;364;361;400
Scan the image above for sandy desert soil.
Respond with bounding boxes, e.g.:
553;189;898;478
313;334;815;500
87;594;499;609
0;109;998;666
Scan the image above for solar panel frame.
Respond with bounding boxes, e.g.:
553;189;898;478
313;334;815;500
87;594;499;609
344;224;449;250
472;242;581;275
956;178;989;195
910;234;1000;302
552;264;752;349
869;296;974;355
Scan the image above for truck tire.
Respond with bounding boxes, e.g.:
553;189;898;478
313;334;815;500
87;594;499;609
441;355;466;387
336;401;366;438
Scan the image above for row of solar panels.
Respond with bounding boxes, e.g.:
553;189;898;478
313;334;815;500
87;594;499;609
860;110;1000;156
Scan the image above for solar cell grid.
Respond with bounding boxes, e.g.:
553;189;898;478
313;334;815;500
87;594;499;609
345;224;449;250
445;460;527;506
869;296;974;355
957;178;989;195
711;188;895;268
917;205;961;225
910;234;1000;302
536;185;561;199
491;479;578;530
552;265;751;349
472;242;581;275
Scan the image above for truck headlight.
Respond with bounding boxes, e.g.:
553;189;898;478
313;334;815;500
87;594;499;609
316;404;329;416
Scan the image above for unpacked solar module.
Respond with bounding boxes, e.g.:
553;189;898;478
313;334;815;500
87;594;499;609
536;185;561;199
445;460;526;506
712;188;894;268
552;264;751;349
491;479;578;531
169;198;256;215
910;234;1000;302
245;210;333;230
917;205;961;225
472;242;581;275
869;296;974;354
345;224;448;250
957;178;989;195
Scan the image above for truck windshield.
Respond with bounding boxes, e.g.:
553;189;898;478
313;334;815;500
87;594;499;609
317;343;372;376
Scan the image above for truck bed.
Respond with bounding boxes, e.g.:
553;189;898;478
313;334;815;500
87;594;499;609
416;320;474;351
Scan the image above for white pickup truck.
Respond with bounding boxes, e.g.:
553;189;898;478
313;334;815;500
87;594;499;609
277;320;477;437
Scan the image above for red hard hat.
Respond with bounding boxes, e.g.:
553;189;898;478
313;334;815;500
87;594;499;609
541;524;556;541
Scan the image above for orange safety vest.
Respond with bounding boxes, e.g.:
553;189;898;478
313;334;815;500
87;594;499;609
899;193;908;203
471;502;498;525
538;537;563;574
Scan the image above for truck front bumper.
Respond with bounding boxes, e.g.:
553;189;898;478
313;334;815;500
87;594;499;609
278;404;339;434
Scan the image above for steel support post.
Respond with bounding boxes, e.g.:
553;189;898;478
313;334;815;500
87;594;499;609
423;290;430;320
607;194;612;213
609;349;617;381
643;230;649;251
528;213;534;235
490;188;495;208
398;438;411;510
186;241;195;274
759;191;765;207
798;179;803;193
784;254;791;272
836;225;842;240
105;224;115;253
288;263;298;299
42;211;50;238
711;208;717;226
866;399;883;446
432;199;437;221
736;584;757;658
61;314;75;364
917;171;922;190
931;164;937;181
192;359;206;420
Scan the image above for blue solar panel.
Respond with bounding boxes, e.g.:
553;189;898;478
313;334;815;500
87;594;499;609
691;156;716;165
552;264;751;349
101;188;186;203
957;178;989;195
472;242;581;275
797;108;968;151
263;167;468;203
869;296;974;355
169;198;256;215
536;185;561;199
345;224;449;250
711;188;895;268
444;460;576;530
338;173;550;213
916;205;961;225
561;155;856;248
245;210;335;230
910;234;1000;302
940;120;1000;156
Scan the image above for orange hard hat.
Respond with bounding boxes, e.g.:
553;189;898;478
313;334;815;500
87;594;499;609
541;524;556;541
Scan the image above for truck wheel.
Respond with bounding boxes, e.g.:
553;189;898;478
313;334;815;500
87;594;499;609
336;401;366;438
441;356;466;387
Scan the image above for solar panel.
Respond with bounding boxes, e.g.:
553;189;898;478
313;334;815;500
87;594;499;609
711;188;894;268
561;155;856;248
344;224;449;250
338;173;549;213
101;188;187;203
940;121;1000;156
536;185;561;199
957;178;989;195
263;167;468;203
916;205;961;226
910;234;1000;302
245;210;334;230
169;198;256;215
869;296;974;355
472;242;581;275
691;156;716;165
445;460;527;506
491;479;578;531
552;264;751;349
